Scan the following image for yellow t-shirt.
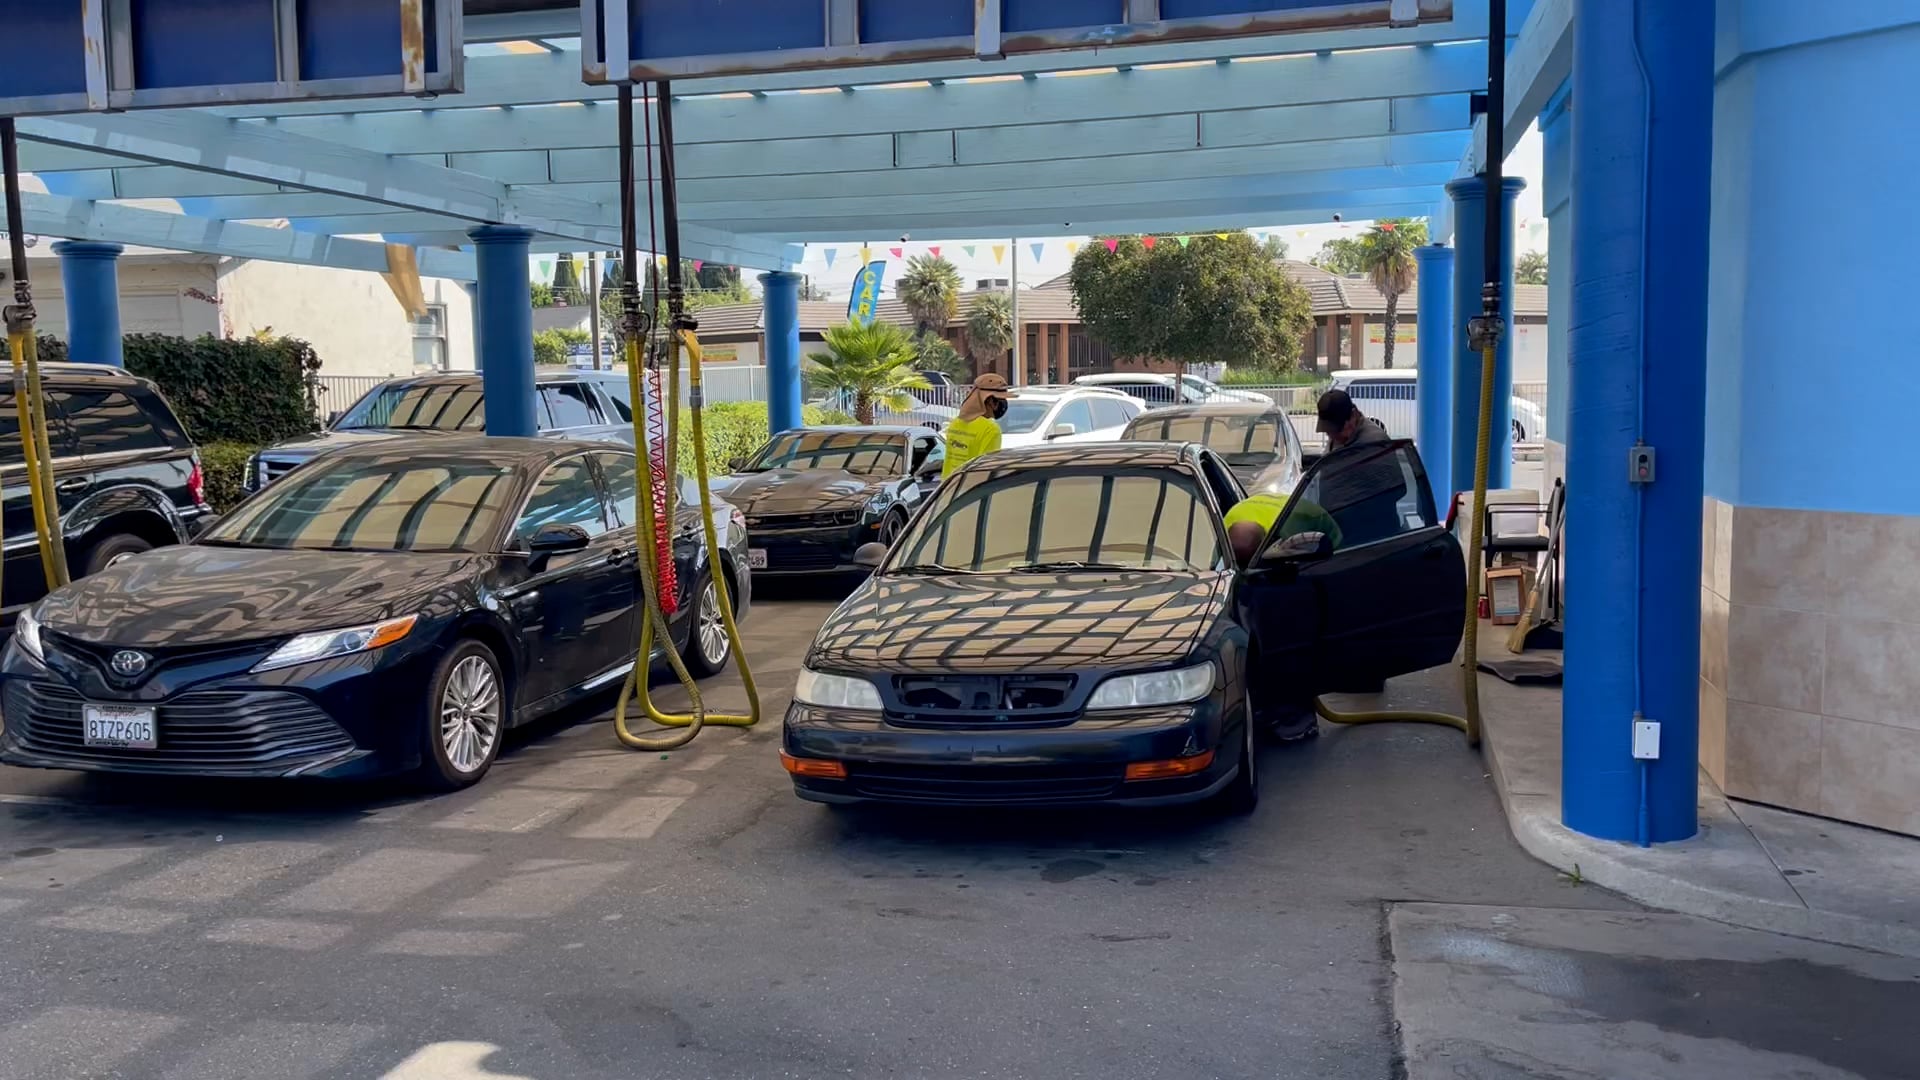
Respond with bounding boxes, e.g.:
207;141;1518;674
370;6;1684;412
942;415;1003;478
1223;494;1343;549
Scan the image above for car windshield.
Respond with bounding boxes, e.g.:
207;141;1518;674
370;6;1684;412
1125;413;1284;465
203;456;514;553
335;382;484;431
1181;375;1216;395
748;430;905;476
999;400;1053;434
890;466;1224;573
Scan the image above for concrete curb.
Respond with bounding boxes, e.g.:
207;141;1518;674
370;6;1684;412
1481;717;1920;960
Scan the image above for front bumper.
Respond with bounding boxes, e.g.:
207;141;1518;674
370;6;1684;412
747;521;881;577
782;697;1243;807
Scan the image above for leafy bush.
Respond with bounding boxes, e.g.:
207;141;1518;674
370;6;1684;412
198;441;259;512
0;334;70;364
1221;366;1323;388
122;335;322;446
672;401;850;479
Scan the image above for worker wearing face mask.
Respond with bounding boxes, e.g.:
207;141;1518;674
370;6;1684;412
942;373;1010;479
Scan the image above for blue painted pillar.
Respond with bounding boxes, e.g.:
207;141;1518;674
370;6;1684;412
1412;244;1455;497
1563;0;1713;843
759;271;803;433
1540;86;1574;490
51;241;125;366
467;226;537;437
1446;176;1525;497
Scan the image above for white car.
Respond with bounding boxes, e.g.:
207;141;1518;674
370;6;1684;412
1326;369;1544;445
1074;372;1273;407
997;385;1147;448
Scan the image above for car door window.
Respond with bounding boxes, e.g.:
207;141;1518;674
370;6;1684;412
907;436;935;475
49;388;168;455
595;452;639;529
598;380;635;423
1196;451;1244;512
1088;398;1130;431
1271;441;1433;554
541;382;604;429
1052;400;1095;437
516;457;610;542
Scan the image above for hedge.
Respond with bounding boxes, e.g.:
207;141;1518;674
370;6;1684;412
199;441;259;513
123;334;323;446
673;401;852;479
0;334;70;364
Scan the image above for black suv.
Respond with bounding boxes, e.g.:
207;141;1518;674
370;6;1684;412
247;370;640;492
3;364;212;624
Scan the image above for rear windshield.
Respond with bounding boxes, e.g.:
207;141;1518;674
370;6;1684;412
204;456;514;553
1124;413;1284;466
891;466;1224;572
748;430;905;476
998;399;1053;434
337;382;484;431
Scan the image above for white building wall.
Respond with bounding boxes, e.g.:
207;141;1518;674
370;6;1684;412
23;256;221;340
216;260;476;377
1351;318;1548;383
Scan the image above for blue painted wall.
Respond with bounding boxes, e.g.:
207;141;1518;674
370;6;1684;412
1705;12;1920;514
1539;83;1572;447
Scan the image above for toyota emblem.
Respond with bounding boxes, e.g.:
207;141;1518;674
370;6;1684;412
109;650;149;678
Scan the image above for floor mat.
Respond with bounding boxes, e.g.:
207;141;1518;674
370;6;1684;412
1477;655;1563;685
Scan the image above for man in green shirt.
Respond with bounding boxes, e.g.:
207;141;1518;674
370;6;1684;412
1225;491;1342;744
942;372;1009;478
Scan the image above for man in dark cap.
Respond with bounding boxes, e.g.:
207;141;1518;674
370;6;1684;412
1316;388;1390;454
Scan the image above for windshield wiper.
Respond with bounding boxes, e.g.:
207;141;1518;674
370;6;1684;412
1004;561;1152;573
887;563;977;576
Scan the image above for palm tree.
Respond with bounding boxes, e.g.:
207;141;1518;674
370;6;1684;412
965;292;1014;376
1360;218;1428;369
806;321;929;423
896;254;963;337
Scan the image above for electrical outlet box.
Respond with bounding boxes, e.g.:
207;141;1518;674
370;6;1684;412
1632;720;1661;760
1629;445;1656;484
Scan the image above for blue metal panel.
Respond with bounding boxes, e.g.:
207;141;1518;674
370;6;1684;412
861;1;971;44
132;0;278;89
634;1;825;61
0;1;85;99
302;0;444;80
1164;0;1353;16
1004;0;1119;34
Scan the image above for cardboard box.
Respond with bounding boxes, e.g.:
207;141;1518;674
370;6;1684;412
1487;566;1535;626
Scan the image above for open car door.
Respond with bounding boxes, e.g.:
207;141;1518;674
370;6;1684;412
1237;439;1465;694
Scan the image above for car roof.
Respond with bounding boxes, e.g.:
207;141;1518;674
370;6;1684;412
1127;401;1279;421
375;369;623;388
974;441;1196;472
1077;373;1174;384
775;424;923;436
316;433;588;465
1330;369;1417;380
1009;384;1133;400
34;362;156;386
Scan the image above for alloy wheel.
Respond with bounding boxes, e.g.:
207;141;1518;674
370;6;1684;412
697;580;730;667
879;512;905;545
440;654;502;774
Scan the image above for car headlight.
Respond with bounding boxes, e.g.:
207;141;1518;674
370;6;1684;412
1086;662;1215;710
252;615;418;673
794;667;883;710
15;607;45;662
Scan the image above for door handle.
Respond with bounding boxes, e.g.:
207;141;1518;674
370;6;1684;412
55;478;88;495
1421;541;1448;559
607;547;638;566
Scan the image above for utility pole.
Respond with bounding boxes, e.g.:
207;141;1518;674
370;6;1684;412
1009;237;1022;385
588;251;603;370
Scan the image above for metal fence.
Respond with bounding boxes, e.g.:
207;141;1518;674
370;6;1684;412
311;374;392;415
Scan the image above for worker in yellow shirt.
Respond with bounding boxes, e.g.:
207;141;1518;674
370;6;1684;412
941;372;1010;478
1224;490;1342;743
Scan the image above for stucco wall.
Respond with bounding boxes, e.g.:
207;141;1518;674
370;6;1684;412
216;260;475;377
23;257;220;340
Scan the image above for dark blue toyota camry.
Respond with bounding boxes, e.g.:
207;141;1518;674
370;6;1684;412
0;436;747;790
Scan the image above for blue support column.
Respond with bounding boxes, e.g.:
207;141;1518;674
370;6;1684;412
51;241;125;366
468;226;537;437
1446;176;1525;498
759;271;803;434
1563;0;1713;843
1540;85;1574;491
1412;243;1455;497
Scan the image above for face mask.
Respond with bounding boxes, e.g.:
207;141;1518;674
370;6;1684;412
988;398;1009;420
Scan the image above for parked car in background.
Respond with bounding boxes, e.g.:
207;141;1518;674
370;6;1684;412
0;436;748;790
1326;370;1545;446
713;426;945;576
807;387;956;430
249;371;639;493
1120;401;1305;495
1;365;212;629
998;385;1146;448
1076;372;1273;407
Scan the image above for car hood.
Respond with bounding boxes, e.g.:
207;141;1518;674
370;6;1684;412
260;427;462;458
33;545;483;648
713;469;888;516
808;570;1231;674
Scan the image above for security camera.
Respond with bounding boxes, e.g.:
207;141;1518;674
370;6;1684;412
899;233;911;242
1332;213;1343;222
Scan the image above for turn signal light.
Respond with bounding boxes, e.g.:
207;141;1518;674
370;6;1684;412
780;751;847;779
1125;750;1216;781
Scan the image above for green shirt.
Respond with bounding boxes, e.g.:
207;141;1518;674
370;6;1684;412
1224;493;1343;549
942;415;1003;478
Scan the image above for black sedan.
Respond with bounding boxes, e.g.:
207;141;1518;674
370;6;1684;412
712;426;946;577
781;439;1465;812
0;436;748;789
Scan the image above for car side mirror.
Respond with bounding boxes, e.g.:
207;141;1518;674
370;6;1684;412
1047;423;1077;440
324;409;342;427
854;541;889;567
1261;530;1333;564
726;456;747;472
526;523;592;568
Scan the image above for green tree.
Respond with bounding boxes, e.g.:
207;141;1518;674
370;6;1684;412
964;292;1014;374
896;254;964;337
1360;218;1429;370
1312;235;1368;275
552;253;582;306
1516;250;1549;285
1261;233;1290;260
805;321;929;424
1068;233;1315;375
799;276;831;301
915;332;968;381
531;282;555;308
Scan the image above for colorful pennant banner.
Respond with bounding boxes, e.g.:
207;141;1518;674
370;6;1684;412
889;246;903;258
991;244;1006;264
1030;242;1044;262
1176;236;1192;248
823;248;838;268
963;245;977;258
929;246;941;258
1066;241;1081;254
1102;238;1119;253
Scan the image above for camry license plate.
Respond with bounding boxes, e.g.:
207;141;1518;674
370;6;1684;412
82;705;158;750
747;548;769;569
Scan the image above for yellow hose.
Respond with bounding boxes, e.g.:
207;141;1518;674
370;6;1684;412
1312;339;1495;747
7;329;67;592
611;328;760;751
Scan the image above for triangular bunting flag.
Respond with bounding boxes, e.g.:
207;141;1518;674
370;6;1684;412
1102;238;1119;254
991;245;1006;264
861;246;872;263
963;245;977;258
1214;232;1232;239
1029;242;1044;262
1176;236;1192;248
692;259;704;273
929;246;941;258
536;258;554;282
824;248;838;268
1141;236;1157;250
889;247;903;259
1066;241;1081;254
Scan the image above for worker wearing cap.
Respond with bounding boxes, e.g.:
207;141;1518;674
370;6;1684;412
942;373;1009;478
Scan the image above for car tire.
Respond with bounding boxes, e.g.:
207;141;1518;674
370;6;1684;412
680;569;732;679
419;639;508;791
1218;712;1259;816
82;533;153;576
877;509;909;547
1513;419;1527;443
